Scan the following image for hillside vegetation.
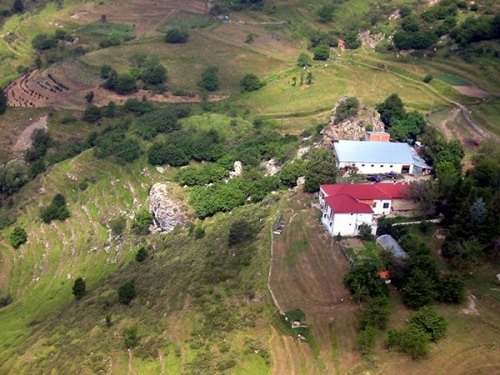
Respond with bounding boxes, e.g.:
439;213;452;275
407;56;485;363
0;0;500;374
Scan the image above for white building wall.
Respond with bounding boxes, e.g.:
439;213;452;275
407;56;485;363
338;162;414;175
371;199;392;215
321;211;374;237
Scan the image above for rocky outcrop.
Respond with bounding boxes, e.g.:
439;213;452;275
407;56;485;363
359;30;385;49
322;98;385;146
229;161;243;179
263;159;281;176
149;183;186;232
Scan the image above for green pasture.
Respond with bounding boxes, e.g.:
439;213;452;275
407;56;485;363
179;113;253;140
157;11;212;32
434;74;471;86
239;59;449;116
79;30;291;92
77;22;135;38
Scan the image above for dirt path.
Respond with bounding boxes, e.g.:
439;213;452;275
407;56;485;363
12;115;48;152
351;57;496;141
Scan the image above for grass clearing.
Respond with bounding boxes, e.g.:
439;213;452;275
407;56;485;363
157;10;212;32
434;74;472;86
77;22;136;38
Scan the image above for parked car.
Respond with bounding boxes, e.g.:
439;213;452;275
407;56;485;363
366;174;384;182
384;171;398;179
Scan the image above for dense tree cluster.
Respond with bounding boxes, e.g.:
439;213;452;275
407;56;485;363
72;277;86;300
0;87;6;115
40;193;71;224
392;0;500;51
0;160;29;197
437;140;500;270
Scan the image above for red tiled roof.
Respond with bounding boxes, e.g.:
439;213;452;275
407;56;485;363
320;183;409;200
324;194;374;214
379;270;391;279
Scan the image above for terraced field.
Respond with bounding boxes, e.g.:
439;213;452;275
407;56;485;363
0;151;175;366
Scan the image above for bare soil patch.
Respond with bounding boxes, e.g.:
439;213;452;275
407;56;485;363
12;115;48;153
454;85;487;98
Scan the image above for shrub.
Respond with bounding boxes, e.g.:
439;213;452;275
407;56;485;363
123;326;139;348
423;74;433;83
118;280;136;305
40;193;70;224
386;324;430;359
358;223;375;241
72;277;86;300
409;306;447;342
82;105;102;123
240;73;266;92
135;246;148;262
131;210;153;235
199;66;220;92
313;45;330;60
165;28;188;43
335;97;359;122
10;226;27;249
355;326;376;355
109;216;126;236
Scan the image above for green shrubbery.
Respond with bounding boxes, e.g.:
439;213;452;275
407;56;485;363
40;194;70;224
10;226;27;249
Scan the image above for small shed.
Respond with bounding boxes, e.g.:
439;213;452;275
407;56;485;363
376;234;408;259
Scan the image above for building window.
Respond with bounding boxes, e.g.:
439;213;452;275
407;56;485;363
383;203;389;209
372;202;377;208
380;165;384;167
324;214;327;218
390;165;393;168
361;164;365;167
371;164;374;167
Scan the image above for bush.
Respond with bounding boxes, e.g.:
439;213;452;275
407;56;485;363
199;66;220;92
10;226;27;249
358;223;374;241
423;74;433;83
40;193;70;224
228;220;256;247
131;210;153;235
409;306;447;342
386;324;430;359
118;280;136;305
109;216;126;236
123;326;139;348
355;326;376;355
165;28;188;43
136;246;148;262
335;97;359;122
313;45;330;61
240;73;266;92
82;105;102;123
72;277;86;300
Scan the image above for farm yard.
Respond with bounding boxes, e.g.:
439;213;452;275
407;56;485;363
268;194;500;375
269;195;359;374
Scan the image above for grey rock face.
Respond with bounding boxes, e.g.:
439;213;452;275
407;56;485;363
149;183;185;232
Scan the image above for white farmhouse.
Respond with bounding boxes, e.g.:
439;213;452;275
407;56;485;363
318;183;411;236
333;140;430;175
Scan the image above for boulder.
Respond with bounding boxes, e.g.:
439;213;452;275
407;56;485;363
229;161;243;179
149;183;185;232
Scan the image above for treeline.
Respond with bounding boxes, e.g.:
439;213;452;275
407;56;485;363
392;1;500;51
100;54;168;95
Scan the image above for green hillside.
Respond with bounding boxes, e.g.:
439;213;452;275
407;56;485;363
1;0;500;374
